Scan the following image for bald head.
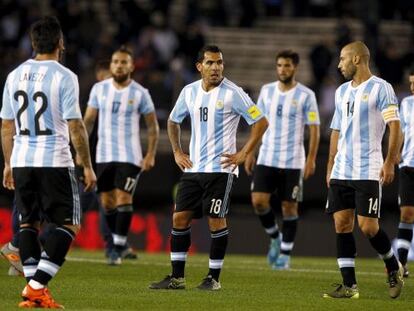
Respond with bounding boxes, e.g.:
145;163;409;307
338;41;372;81
342;41;370;63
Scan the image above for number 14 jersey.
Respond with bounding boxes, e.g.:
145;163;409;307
1;59;82;168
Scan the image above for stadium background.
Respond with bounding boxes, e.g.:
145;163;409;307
0;0;413;258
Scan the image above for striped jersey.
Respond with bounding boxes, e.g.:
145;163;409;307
1;59;82;168
256;81;320;169
87;78;155;167
330;75;399;180
169;78;264;176
400;95;414;168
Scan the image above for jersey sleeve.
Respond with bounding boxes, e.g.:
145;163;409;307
87;84;99;109
330;88;342;130
0;75;15;120
61;73;82;120
169;88;189;123
377;82;399;123
138;89;155;115
256;86;267;116
231;87;264;125
303;91;320;125
399;98;407;133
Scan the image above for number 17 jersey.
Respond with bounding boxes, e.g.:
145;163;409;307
1;59;82;168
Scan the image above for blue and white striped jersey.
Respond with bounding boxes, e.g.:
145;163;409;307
256;81;320;169
400;95;414;168
1;59;81;168
330;76;400;180
87;78;155;167
169;78;264;176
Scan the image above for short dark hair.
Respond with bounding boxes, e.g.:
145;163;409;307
197;45;222;63
30;16;62;54
113;45;134;58
276;50;300;65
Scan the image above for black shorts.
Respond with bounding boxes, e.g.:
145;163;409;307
96;162;141;194
175;173;236;219
326;179;381;218
13;167;81;226
251;165;303;202
399;166;414;206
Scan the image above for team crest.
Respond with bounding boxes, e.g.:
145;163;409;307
292;99;298;106
362;93;369;102
128;99;134;105
216;100;224;109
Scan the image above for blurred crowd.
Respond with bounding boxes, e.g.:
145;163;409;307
0;0;413;131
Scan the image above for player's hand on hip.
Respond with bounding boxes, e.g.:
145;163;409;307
83;167;97;192
173;150;193;171
244;154;256;176
304;159;316;180
141;154;155;172
380;160;395;186
221;152;246;171
2;166;14;190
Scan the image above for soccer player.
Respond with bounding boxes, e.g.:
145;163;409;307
149;45;268;291
244;50;320;270
1;16;96;308
396;69;414;278
324;41;404;299
82;47;159;265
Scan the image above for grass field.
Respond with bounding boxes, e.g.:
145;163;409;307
1;249;413;310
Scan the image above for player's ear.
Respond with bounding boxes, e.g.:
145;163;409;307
196;62;203;73
352;55;360;65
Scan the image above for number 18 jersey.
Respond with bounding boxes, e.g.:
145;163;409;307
1;59;82;168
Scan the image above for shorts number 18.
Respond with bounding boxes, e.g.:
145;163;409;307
210;199;222;214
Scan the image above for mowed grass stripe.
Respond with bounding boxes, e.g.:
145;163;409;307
1;250;412;310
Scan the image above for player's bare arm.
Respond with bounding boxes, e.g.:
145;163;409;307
141;112;160;171
326;129;339;188
68;119;97;191
222;117;268;171
83;106;98;136
167;119;193;171
1;119;16;190
244;143;261;176
304;124;320;180
380;120;401;186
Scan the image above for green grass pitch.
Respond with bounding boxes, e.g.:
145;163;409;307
1;249;413;310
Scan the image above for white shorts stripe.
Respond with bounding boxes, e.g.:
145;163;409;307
220;174;234;218
68;167;81;225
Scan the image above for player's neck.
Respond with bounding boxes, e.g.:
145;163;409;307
113;78;132;90
34;52;59;62
278;80;297;92
351;68;372;87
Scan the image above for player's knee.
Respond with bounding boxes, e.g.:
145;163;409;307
208;217;227;231
359;223;378;238
334;219;353;233
172;212;191;229
281;201;298;217
251;196;269;212
400;207;414;223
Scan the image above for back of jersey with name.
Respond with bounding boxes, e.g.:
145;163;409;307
1;59;82;168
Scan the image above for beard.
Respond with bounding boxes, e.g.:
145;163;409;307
113;73;129;83
279;75;293;84
342;65;356;80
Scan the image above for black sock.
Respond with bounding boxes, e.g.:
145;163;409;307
11;204;20;247
281;216;298;255
397;222;413;266
114;205;133;252
257;208;279;239
19;227;41;282
337;233;357;287
369;229;399;272
208;228;229;281
170;227;191;278
104;208;118;233
32;226;75;286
